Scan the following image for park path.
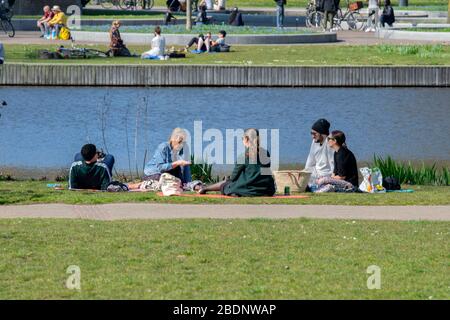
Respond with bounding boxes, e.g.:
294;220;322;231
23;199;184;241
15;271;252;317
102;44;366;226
0;204;449;221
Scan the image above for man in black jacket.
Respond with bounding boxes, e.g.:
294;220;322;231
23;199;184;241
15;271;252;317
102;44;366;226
322;0;340;31
275;0;286;28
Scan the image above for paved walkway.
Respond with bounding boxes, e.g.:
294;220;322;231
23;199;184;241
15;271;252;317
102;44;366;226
0;204;449;221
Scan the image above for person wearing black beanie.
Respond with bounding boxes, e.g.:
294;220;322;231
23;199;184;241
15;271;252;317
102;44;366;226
303;118;335;191
311;118;331;136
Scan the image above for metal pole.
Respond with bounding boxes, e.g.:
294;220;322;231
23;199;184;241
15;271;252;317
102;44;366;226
186;0;192;31
398;0;408;7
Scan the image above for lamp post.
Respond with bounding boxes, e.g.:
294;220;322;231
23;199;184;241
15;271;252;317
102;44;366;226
186;0;192;31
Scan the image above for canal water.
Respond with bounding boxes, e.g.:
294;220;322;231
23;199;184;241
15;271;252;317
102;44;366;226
0;87;449;171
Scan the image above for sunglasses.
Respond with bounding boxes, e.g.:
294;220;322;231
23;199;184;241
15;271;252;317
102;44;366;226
327;137;336;141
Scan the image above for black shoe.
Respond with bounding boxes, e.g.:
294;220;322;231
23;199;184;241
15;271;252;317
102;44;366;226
39;34;44;38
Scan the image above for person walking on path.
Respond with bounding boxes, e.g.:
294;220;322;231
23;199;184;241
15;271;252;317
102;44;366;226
274;0;286;28
322;0;339;31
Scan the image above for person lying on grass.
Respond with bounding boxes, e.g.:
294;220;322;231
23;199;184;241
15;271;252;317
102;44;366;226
198;128;276;197
69;144;115;190
185;33;208;53
315;130;359;193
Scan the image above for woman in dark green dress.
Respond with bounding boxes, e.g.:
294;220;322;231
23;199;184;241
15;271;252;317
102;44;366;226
198;128;276;197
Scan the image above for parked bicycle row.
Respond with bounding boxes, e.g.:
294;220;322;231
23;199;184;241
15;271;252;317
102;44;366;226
305;0;396;32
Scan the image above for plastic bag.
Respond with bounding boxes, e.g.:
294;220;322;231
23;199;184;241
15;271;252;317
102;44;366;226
359;167;386;193
160;173;183;196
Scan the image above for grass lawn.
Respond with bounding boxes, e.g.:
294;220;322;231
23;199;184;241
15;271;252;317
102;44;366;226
0;218;448;299
4;44;450;66
0;181;449;205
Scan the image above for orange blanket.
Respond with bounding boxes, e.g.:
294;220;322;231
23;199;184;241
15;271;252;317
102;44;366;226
156;192;309;199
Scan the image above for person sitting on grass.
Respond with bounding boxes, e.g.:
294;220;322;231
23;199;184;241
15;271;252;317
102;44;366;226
185;33;208;53
380;0;395;28
316;130;359;193
106;20;132;57
209;30;228;52
47;6;67;39
303;118;335;191
195;5;210;25
143;128;192;184
228;7;244;26
141;26;168;60
37;5;54;38
69;144;115;190
198;128;276;197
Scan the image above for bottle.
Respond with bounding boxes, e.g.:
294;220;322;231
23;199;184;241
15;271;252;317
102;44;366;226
284;186;290;196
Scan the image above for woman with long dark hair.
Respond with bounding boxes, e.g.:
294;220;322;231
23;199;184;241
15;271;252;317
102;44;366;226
316;130;359;192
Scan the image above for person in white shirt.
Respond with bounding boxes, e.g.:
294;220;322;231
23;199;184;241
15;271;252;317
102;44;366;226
303;119;335;190
141;26;168;60
366;0;380;32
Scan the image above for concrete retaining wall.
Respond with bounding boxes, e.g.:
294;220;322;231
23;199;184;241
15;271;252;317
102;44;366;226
377;29;450;42
1;64;449;87
70;31;337;45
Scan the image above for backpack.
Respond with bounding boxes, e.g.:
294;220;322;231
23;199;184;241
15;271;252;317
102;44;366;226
106;181;129;192
59;27;71;40
218;44;231;52
382;176;401;191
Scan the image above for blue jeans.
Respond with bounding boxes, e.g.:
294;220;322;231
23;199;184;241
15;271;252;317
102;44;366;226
74;153;115;176
276;4;285;28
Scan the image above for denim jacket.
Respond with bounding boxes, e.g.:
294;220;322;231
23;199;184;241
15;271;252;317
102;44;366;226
144;142;192;183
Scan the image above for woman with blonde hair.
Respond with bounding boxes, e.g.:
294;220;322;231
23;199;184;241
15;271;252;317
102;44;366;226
107;20;131;57
198;128;276;197
143;128;192;183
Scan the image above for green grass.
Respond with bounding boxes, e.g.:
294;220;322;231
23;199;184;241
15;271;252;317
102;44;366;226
0;181;449;205
408;27;450;32
0;218;448;299
4;44;450;66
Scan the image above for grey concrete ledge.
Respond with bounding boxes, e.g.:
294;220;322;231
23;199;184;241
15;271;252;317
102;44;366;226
377;28;450;42
70;30;337;45
1;64;449;87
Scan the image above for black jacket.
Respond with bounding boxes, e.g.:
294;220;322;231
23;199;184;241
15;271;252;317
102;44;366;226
382;5;395;24
322;0;340;12
275;0;287;5
333;147;359;187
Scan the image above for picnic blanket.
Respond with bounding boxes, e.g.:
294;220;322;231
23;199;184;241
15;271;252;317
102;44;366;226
156;192;309;199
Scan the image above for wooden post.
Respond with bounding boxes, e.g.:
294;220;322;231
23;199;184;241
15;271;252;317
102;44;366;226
186;0;192;31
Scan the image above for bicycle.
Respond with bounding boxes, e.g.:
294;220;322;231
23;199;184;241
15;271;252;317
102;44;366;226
333;0;364;31
0;1;14;38
119;0;155;11
56;42;109;59
305;0;323;28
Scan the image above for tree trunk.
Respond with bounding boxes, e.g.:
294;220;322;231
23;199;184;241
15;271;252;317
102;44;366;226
12;0;82;15
186;0;192;31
